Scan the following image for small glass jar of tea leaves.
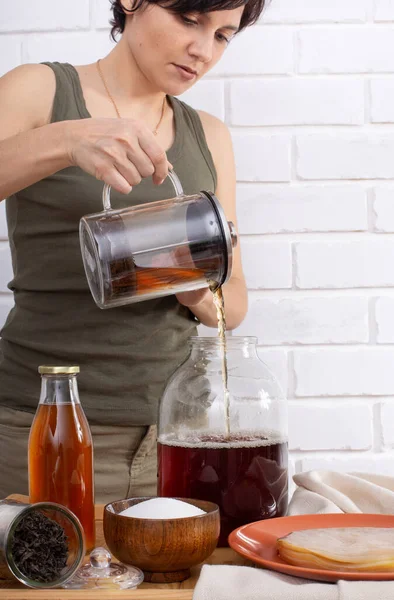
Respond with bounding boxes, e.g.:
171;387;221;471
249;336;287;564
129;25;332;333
0;499;85;588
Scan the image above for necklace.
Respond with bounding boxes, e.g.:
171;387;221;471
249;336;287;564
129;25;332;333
96;59;166;136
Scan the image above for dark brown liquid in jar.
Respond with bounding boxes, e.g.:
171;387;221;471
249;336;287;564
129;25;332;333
158;435;288;546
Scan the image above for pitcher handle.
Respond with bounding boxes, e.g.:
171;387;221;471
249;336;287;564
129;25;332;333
102;169;184;211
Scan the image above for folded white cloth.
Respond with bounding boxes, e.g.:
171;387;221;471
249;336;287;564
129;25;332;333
288;470;394;515
192;470;394;600
193;565;394;600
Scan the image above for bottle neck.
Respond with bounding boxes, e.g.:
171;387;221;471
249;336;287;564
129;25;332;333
189;336;259;361
39;374;80;406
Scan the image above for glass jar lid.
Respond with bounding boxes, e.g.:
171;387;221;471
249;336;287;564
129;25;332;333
62;547;144;590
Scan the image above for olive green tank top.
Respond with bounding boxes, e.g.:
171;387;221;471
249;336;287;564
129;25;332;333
0;61;216;426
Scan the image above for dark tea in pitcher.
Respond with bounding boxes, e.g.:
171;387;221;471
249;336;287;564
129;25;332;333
158;433;288;546
110;260;207;301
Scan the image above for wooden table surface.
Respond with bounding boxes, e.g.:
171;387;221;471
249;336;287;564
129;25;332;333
0;495;251;599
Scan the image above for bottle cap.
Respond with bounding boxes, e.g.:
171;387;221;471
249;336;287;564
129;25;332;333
38;366;80;374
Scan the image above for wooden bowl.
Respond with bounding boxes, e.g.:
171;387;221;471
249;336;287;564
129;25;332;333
103;497;220;583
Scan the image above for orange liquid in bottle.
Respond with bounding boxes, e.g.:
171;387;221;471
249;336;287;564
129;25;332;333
29;403;95;552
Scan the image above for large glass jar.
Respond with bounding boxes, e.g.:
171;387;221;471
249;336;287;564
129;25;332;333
157;336;288;546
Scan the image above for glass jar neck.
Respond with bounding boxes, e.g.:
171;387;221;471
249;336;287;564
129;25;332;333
39;374;80;406
189;336;259;360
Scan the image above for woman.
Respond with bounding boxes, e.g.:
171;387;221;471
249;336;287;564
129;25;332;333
0;0;264;502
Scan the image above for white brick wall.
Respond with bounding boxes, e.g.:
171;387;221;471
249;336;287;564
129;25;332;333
236;184;368;233
375;0;394;20
264;0;370;23
236;296;369;345
295;240;394;288
2;0;394;481
374;188;394;231
0;0;90;32
289;402;373;451
297;135;394;180
370;79;394;123
230;79;365;126
299;28;394;74
232;133;291;182
241;239;292;289
294;349;394;396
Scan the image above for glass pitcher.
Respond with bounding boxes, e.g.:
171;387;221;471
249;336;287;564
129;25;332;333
157;336;288;547
79;171;237;309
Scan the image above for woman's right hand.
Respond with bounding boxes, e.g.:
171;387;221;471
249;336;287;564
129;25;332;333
66;117;170;194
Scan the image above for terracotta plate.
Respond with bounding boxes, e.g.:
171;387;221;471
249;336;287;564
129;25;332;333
228;513;394;582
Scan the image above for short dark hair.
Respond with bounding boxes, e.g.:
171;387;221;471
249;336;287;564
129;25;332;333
109;0;265;41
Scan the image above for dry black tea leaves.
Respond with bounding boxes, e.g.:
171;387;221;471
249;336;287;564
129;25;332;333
11;511;68;583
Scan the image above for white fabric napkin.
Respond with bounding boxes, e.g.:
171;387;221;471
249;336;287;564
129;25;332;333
192;470;394;600
288;470;394;515
193;565;394;600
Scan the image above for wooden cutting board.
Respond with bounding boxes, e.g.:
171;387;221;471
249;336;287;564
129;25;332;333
0;495;251;599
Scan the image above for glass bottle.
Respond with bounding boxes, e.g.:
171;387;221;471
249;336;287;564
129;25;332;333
157;336;288;547
28;366;95;552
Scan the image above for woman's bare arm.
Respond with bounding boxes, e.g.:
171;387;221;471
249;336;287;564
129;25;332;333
175;111;248;331
0;64;170;200
0;64;69;200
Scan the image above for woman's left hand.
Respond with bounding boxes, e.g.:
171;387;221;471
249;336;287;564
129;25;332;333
176;287;211;308
151;244;212;307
